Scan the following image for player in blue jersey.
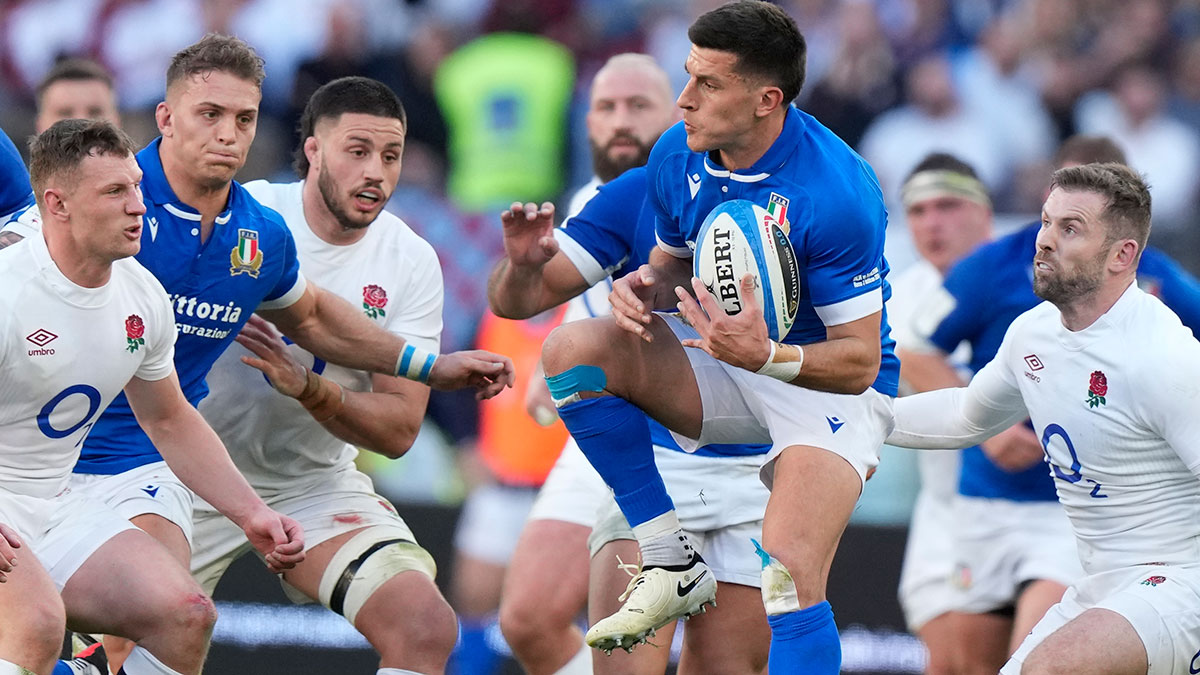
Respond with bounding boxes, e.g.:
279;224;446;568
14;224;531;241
492;57;771;675
901;135;1200;673
49;35;511;671
538;3;896;671
0;128;36;248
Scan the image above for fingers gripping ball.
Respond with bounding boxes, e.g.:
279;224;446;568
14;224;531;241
693;200;801;341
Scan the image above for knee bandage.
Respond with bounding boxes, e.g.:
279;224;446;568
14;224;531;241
545;365;607;407
754;539;802;616
317;526;437;625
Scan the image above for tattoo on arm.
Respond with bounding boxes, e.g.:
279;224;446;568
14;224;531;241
0;231;24;250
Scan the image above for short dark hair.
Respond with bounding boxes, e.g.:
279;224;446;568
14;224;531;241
1050;162;1151;254
166;34;265;92
293;76;407;177
1053;135;1127;169
688;0;806;103
36;58;114;102
29;119;136;200
906;152;981;182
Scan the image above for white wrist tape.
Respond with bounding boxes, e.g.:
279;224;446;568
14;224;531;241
395;343;438;383
756;340;803;382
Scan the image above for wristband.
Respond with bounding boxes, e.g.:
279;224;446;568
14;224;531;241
395;343;438;384
756;340;803;382
296;370;345;422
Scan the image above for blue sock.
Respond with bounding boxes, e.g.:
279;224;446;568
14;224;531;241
767;601;841;674
556;396;674;527
449;617;501;675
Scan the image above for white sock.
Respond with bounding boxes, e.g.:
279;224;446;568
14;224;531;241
631;512;693;567
552;642;592;675
121;647;184;675
377;669;423;674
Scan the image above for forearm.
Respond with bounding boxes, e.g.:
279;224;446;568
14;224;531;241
786;334;880;394
296;373;426;459
488;257;551;319
646;248;696;310
898;347;966;393
888;386;1026;449
274;288;406;375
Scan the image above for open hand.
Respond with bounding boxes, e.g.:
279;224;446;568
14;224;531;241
236;315;308;397
675;274;771;371
500;202;558;267
429;350;515;399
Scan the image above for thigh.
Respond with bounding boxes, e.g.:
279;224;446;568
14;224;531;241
526;438;610;526
188;502;252;596
678;581;769;674
501;518;590;619
1022;608;1147;675
60;528;206;637
1012;579;1068;655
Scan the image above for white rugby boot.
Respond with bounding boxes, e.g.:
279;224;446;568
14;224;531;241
585;554;717;654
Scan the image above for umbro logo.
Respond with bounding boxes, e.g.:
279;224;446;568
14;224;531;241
688;173;701;199
676;569;708;596
141;485;159;498
826;416;844;433
26;329;57;356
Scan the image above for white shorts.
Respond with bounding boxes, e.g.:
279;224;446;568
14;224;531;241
454;483;538;566
190;465;418;597
70;461;195;542
0;489;136;590
661;314;893;488
1003;564;1200;675
897;488;960;631
587;448;768;587
526;438;612;527
951;496;1084;614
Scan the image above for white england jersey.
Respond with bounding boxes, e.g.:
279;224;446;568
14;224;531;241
893;283;1200;575
198;180;444;494
0;233;175;498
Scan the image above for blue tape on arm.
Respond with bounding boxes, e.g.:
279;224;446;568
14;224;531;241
545;365;608;407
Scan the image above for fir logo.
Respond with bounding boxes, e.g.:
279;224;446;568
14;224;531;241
125;315;145;353
229;228;263;278
765;192;791;235
1140;575;1166;587
362;284;388;319
1086;370;1107;408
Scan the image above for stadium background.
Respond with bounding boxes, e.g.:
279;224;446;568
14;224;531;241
3;0;1199;672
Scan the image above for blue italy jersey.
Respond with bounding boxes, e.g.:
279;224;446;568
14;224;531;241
557;167;770;458
932;221;1200;500
649;107;899;396
75;139;305;474
0;128;35;221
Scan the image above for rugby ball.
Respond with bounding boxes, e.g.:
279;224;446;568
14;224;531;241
693;199;800;341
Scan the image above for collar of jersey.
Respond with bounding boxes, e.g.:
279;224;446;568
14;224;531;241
137;138;235;225
28;225;113;305
701;105;804;183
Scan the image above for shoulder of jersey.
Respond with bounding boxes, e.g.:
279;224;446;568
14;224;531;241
693;199;800;341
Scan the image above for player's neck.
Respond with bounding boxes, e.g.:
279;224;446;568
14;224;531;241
715;113;785;172
159;153;232;232
42;230;112;288
1057;276;1135;332
301;180;369;246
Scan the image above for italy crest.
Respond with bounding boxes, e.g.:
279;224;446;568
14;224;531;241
230;228;263;277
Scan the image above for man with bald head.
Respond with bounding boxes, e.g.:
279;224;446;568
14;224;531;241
490;51;771;675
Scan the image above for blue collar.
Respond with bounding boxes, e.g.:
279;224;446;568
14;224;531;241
137;138;235;225
701;105;805;183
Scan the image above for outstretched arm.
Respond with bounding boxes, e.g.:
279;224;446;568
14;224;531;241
124;371;305;572
489;202;593;319
887;359;1028;449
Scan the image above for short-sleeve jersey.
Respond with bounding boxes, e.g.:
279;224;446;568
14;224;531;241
74;139;306;474
0;233;175;497
554;168;770;458
649;107;899;397
0;129;34;222
925;222;1200;501
976;285;1200;574
198;180;443;493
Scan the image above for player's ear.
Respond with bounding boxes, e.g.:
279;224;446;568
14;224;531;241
1111;239;1139;273
303;136;320;173
155;101;172;137
41;188;69;221
756;85;785;119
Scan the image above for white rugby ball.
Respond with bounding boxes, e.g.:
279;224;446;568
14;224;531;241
693;199;800;341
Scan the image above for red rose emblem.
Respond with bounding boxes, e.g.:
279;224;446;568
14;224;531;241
1089;371;1107;397
126;315;145;339
1148;575;1166;584
363;285;388;309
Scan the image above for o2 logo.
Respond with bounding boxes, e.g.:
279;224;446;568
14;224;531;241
37;384;102;445
1041;423;1106;498
1190;646;1200;673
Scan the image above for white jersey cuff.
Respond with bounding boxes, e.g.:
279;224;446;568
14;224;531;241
654;234;692;259
814;287;883;326
258;272;307;311
554;229;616;287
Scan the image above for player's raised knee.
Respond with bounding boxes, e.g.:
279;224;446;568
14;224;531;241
166;591;218;635
541;319;614;373
16;596;67;661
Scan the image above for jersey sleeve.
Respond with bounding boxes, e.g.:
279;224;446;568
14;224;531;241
1142;249;1200;337
802;190;887;326
134;273;178;382
0;130;34;221
925;251;993;354
647;124;691;258
1139;335;1200;477
257;217;307;310
553;167;646;286
386;239;444;354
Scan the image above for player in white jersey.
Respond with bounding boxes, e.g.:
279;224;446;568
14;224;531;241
889;162;1200;675
0;119;303;675
190;77;458;675
492;53;770;675
886;153;993;672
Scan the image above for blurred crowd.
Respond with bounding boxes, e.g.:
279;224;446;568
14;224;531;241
5;0;1200;516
